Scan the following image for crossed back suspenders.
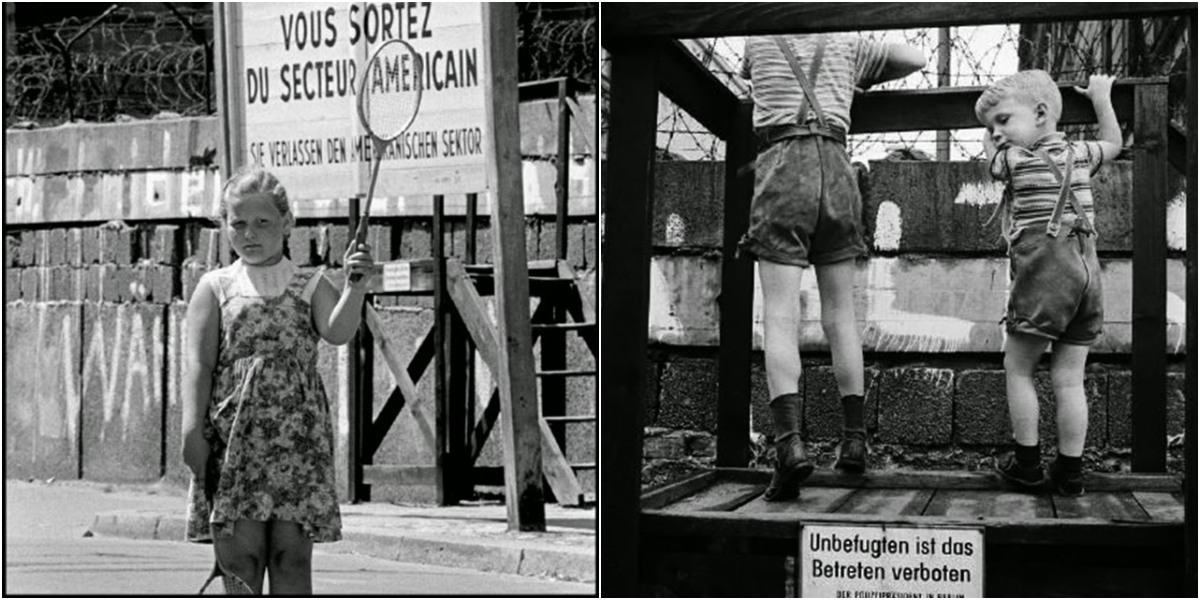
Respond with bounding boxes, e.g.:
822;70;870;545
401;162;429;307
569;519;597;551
1033;146;1094;236
773;35;828;128
986;146;1095;239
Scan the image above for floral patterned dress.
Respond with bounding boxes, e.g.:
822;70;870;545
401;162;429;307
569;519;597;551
186;258;341;543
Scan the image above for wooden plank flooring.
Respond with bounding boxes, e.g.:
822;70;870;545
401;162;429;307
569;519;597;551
651;470;1185;524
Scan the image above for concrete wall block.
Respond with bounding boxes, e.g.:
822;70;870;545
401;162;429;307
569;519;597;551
288;226;314;265
46;228;67;265
472;221;493;264
1106;370;1183;447
537;219;559;261
327;223;349;267
4;303;84;480
953;369;1011;445
20;230;39;266
400;220;432;260
98;264;122;303
652;161;723;247
163;302;189;486
803;366;879;441
80;227;101;265
79;266;98;302
150;225;180;265
66;229;84;266
49;266;75;301
20;267;40;301
876;367;955;445
368;223;395;262
5;269;21;302
644;429;687;460
194;227;221;266
99;226;136;264
655;357;719;432
81;303;167;481
5;234;20;268
685;431;716;458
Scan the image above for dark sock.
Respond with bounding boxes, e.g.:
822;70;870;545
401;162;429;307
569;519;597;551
1056;453;1082;474
841;394;865;431
769;393;802;442
1014;443;1041;467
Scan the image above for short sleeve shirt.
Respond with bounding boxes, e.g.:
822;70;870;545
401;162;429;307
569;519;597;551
989;133;1106;234
741;33;889;131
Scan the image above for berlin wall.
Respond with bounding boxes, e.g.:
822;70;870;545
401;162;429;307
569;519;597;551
637;159;1189;465
4;96;598;503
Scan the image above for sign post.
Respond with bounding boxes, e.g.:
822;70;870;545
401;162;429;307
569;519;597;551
800;524;984;598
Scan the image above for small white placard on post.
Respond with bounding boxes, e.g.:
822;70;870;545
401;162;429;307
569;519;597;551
800;524;984;598
382;262;412;292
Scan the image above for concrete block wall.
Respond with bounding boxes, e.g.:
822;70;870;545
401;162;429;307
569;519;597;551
641;159;1189;464
5;99;599;499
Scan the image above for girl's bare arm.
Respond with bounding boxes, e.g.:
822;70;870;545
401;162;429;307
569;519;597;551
182;277;220;476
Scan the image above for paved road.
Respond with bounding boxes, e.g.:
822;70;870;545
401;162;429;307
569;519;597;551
4;480;596;596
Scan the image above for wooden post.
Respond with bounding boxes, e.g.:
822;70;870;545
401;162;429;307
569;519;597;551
482;3;545;532
602;38;659;596
936;27;951;161
432;194;449;505
346;196;368;502
464;192;479;500
717;101;755;468
1186;14;1196;592
1130;82;1168;472
556;78;571;261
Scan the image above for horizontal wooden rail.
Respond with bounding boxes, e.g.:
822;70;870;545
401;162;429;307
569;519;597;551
603;3;1196;39
850;79;1161;134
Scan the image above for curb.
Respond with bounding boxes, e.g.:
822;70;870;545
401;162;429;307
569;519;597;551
89;510;595;583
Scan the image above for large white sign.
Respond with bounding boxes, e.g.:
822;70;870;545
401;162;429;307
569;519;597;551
800;524;984;598
226;3;487;202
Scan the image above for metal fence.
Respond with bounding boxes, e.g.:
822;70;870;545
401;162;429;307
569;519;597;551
4;2;597;129
600;17;1189;162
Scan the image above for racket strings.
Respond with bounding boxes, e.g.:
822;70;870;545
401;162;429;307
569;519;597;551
360;42;423;140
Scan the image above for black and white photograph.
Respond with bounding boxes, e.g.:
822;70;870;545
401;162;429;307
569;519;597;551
600;3;1194;597
4;2;597;596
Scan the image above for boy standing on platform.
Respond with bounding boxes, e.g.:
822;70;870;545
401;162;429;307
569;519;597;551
975;70;1122;496
739;34;924;501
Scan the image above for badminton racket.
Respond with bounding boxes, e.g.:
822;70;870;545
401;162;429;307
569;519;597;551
350;38;424;282
197;454;253;595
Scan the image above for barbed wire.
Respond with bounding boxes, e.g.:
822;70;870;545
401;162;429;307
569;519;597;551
5;6;212;127
601;18;1187;162
5;3;597;129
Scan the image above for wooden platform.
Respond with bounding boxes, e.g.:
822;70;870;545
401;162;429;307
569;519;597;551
639;468;1185;597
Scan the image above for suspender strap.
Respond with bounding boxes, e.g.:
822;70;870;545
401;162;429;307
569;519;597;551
773;35;828;128
1033;147;1094;237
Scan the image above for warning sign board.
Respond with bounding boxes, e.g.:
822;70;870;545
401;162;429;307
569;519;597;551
219;3;487;204
799;524;984;598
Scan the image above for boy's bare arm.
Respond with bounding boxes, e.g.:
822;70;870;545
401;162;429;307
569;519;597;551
876;44;926;84
1074;74;1122;161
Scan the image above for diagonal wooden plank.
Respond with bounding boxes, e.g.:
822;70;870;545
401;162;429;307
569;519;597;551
363;305;425;458
539;418;584;506
735;487;857;514
469;386;502;464
835;488;935;516
1132;491;1186;522
445;259;501;374
1053;491;1151;521
662;482;765;513
923;490;1053;519
556;262;597;357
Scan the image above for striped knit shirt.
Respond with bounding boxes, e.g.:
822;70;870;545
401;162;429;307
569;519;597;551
741;34;889;131
989;133;1105;234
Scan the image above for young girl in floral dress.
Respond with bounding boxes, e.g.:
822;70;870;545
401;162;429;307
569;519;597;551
181;168;374;594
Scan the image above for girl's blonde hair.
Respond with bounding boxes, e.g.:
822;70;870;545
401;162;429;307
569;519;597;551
219;168;292;223
974;69;1062;125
